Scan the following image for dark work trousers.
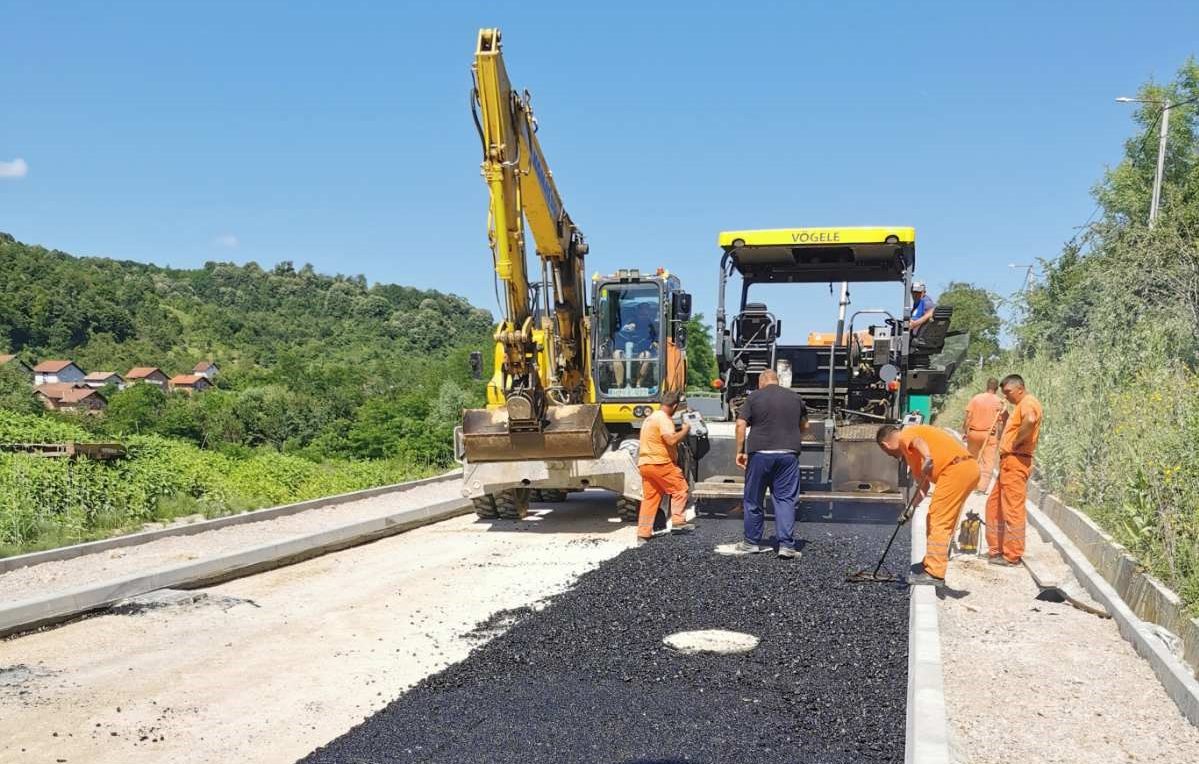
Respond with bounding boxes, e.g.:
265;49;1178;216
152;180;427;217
743;451;800;549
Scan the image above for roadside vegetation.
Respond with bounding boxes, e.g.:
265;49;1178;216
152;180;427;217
940;61;1199;611
0;238;495;554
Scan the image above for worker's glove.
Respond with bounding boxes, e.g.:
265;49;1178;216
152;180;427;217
898;504;916;526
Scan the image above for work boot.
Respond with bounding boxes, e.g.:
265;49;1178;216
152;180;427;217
727;540;769;555
988;556;1017;567
777;546;799;560
670;523;696;535
636;536;651;547
907;571;945;587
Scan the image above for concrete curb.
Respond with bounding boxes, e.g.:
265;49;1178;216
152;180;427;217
0;470;461;574
0;496;473;638
1026;498;1199;726
905;505;951;764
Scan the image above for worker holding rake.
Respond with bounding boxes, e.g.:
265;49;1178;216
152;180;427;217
963;377;1005;492
876;424;980;585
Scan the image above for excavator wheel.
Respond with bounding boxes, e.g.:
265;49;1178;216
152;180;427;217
616;496;639;523
496;488;530;520
472;494;499;520
538;489;568;503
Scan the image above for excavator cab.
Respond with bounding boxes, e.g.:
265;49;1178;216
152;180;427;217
590;269;690;427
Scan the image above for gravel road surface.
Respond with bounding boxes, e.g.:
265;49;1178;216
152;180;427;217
302;518;912;764
0;495;635;763
939;491;1199;763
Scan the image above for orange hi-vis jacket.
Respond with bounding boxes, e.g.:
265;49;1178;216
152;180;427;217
898;425;971;483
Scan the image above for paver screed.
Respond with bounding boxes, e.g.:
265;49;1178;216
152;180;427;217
301;518;912;763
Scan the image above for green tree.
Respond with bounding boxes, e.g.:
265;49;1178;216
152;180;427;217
937;282;1001;365
684;313;717;391
105;384;167;435
0;364;41;415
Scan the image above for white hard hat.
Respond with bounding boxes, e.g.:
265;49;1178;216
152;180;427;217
912;280;926;292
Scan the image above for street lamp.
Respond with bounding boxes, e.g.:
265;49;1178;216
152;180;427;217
1008;263;1034;293
1116;94;1199;227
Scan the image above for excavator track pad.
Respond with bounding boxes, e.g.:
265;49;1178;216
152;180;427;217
461;404;607;462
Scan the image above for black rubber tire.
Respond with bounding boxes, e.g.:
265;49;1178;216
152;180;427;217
527;489;544;502
616;496;639;523
539;489;568;503
496;487;530;520
472;494;499;520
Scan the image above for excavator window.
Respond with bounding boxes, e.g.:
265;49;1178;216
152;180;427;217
595;283;662;397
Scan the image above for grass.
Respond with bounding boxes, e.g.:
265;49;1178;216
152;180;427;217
938;353;1199;613
0;410;441;558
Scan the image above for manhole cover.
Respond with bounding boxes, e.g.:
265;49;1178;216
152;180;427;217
663;629;760;654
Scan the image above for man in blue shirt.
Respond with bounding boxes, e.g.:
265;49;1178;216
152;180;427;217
910;280;936;336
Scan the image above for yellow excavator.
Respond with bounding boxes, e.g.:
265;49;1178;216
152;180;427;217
456;28;699;521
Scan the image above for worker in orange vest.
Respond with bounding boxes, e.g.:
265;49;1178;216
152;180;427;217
963;377;1005;492
636;389;693;543
876;424;980;585
986;374;1043;565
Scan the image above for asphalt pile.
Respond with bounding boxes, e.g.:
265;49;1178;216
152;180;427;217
301;518;911;764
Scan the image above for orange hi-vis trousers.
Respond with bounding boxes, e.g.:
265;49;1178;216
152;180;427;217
986;454;1031;563
965;428;998;492
637;462;688;540
924;459;981;579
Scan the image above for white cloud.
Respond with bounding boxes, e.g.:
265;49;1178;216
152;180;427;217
213;234;240;248
0;158;28;178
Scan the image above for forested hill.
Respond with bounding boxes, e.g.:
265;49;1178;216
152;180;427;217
0;231;494;374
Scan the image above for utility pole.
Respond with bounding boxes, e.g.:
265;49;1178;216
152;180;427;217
1008;263;1034;293
1116;94;1199;228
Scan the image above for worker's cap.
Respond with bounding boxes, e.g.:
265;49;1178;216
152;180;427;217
911;280;926;292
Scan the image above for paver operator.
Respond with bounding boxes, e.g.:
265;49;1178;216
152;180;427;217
636;389;693;542
963;377;1005;492
986;374;1043;565
910;280;936;336
729;370;808;559
876;423;980;585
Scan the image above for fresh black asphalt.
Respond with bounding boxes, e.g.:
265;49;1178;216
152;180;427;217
300;515;911;764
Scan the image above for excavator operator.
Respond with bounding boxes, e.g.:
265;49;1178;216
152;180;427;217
612;302;659;388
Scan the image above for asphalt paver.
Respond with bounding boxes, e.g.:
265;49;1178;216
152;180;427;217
301;518;911;764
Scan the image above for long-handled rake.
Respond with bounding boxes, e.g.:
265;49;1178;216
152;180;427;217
846;493;919;584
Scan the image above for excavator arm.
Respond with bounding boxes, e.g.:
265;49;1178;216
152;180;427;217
464;28;603;461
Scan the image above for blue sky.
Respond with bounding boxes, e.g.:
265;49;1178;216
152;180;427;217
2;1;1196;341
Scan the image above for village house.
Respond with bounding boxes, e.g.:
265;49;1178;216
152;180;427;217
0;354;34;379
192;361;220;380
33;359;86;386
35;383;107;413
169;374;212;393
125;367;170;387
83;371;126;389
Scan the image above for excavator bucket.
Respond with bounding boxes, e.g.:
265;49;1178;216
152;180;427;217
461;403;607;462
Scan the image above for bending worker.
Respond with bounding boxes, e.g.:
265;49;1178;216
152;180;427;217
963;377;1005;492
876;423;979;585
729;369;807;559
636;389;693;543
986;374;1043;566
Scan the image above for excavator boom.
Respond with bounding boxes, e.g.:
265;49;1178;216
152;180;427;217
464;27;602;462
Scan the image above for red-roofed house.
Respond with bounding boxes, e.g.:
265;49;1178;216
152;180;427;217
33;360;86;386
35;383;107;413
169;374;212;393
192;361;219;380
83;371;126;390
0;354;33;379
125;367;169;387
